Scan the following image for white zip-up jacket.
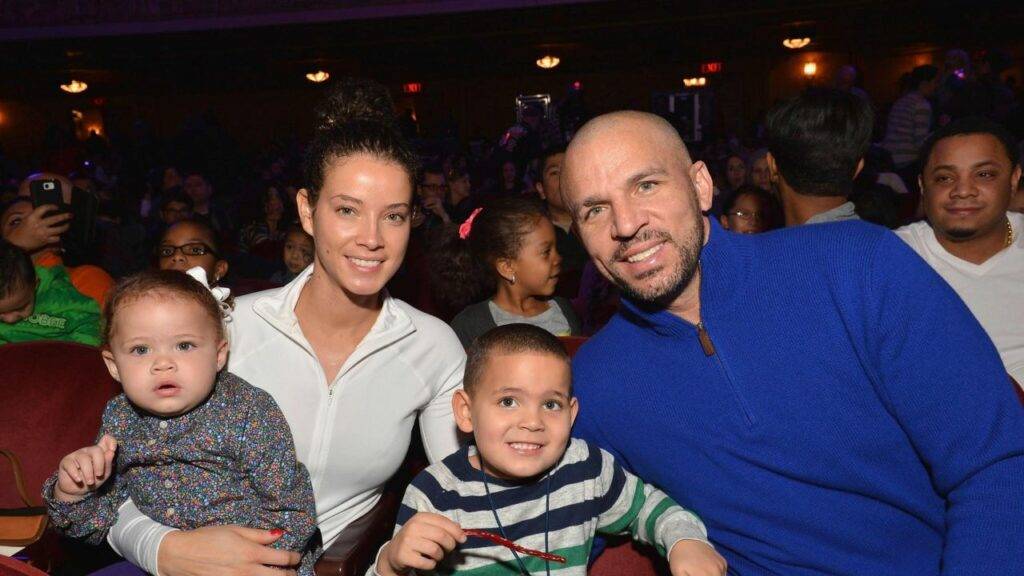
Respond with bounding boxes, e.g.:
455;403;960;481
107;266;464;570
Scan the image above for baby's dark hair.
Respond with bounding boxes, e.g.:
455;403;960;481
103;269;226;345
464;323;571;396
303;78;419;206
0;241;35;300
428;196;550;313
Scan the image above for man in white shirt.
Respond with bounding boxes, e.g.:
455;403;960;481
896;117;1024;390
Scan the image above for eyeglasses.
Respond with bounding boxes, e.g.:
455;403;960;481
726;209;764;221
156;242;218;258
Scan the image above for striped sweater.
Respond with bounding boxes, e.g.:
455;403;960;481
374;438;709;575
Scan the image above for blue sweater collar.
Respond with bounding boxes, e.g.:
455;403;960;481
619;217;747;335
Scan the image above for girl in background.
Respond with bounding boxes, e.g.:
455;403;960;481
430;196;582;348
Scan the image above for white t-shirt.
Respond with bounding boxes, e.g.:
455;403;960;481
896;212;1024;389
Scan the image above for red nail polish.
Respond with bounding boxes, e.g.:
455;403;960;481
269;528;285;537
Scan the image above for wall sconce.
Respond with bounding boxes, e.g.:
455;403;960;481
783;37;812;49
683;77;707;88
536;55;560;69
60;80;88;93
305;71;330;83
802;62;818;77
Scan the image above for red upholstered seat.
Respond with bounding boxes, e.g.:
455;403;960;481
0;341;120;509
0;555;48;576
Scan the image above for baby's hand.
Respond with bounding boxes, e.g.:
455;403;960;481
668;539;728;576
376;512;465;576
54;434;117;503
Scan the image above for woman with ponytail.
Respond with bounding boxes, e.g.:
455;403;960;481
430;196;582;348
105;79;465;576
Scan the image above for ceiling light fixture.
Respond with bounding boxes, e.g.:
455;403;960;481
60;80;88;94
305;71;330;83
783;37;812;49
536;55;560;69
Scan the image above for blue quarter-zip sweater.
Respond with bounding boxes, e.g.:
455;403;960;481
572;218;1024;575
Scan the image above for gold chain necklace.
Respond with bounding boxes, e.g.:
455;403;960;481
1006;218;1015;248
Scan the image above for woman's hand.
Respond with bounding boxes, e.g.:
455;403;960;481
3;205;71;251
157;525;301;576
376;512;465;576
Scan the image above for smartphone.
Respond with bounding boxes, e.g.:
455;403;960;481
30;179;63;209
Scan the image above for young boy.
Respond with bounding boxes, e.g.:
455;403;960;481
271;225;314;285
0;240;101;345
372;324;726;576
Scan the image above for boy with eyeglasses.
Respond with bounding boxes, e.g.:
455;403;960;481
155;219;229;286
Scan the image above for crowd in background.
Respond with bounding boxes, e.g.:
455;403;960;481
2;46;1023;340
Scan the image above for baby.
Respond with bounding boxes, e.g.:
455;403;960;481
372;323;726;575
43;268;320;573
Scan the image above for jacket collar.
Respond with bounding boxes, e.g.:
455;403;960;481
619;216;750;336
250;265;416;364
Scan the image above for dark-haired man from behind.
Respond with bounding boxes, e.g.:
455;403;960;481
765;88;873;226
896;117;1024;391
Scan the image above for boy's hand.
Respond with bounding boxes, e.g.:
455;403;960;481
668;539;728;576
54;434;117;503
376;512;465;576
422;196;451;223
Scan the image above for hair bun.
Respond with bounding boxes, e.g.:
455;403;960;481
316;78;396;130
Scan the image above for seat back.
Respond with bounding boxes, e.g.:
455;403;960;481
0;341;120;507
0;555;48;576
558;336;588;357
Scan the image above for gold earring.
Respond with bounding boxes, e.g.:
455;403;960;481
510;273;516;285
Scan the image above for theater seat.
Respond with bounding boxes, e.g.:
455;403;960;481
0;555;48;576
0;341;120;507
590;537;667;576
558;335;588;356
0;341;121;569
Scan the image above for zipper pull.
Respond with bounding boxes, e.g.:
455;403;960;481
697;321;716;356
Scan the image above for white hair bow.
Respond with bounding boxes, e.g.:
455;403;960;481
185;266;232;320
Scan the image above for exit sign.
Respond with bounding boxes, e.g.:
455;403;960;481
700;62;723;74
402;82;422;94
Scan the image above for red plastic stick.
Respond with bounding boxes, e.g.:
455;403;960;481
463;529;566;563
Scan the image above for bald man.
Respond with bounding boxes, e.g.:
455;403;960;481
562;111;1024;575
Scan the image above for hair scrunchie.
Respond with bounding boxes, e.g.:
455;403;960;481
459;207;484;240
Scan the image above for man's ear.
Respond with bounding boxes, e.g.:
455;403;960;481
452;390;475;434
766;153;779;180
297;188;315;237
101;349;121;383
689;161;715;213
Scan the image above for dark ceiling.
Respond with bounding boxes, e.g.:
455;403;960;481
1;1;1022;100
